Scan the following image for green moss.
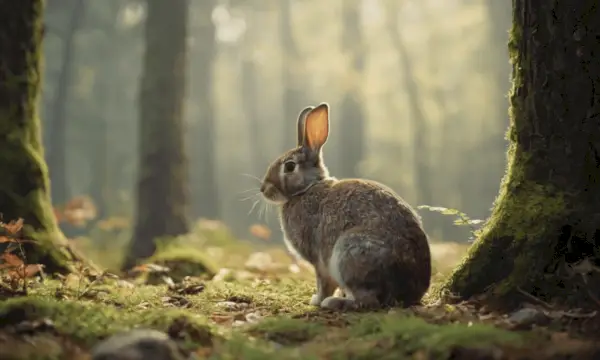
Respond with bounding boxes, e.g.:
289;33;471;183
311;313;525;360
246;318;326;345
0;296;214;348
147;245;218;281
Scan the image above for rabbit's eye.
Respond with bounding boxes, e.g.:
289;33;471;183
283;161;296;173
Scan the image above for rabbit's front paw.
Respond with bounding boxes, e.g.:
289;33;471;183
310;294;322;306
321;296;357;311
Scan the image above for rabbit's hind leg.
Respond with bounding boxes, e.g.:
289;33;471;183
322;231;385;311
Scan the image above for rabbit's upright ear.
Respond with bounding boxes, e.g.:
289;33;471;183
303;103;330;153
297;106;314;147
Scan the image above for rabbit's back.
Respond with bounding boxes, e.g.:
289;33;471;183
283;179;431;280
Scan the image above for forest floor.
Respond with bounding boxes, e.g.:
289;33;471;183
1;221;600;360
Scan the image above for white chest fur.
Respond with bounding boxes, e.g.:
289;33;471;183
282;234;304;261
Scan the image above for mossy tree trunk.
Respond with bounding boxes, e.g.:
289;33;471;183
443;1;600;308
123;0;190;270
0;0;79;274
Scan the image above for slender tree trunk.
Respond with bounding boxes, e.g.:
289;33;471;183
47;0;87;206
240;7;266;171
123;0;190;269
337;0;365;179
280;0;305;149
387;5;434;210
88;2;120;226
188;0;219;220
443;0;600;308
0;0;82;274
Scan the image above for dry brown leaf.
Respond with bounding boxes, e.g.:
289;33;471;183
249;224;271;241
195;348;213;358
1;253;24;267
0;236;12;243
22;264;44;278
2;218;24;235
97;217;130;231
210;314;234;324
58;196;98;227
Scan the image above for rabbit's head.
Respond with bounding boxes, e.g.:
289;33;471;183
260;103;331;204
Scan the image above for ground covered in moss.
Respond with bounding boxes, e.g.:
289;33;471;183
1;224;599;359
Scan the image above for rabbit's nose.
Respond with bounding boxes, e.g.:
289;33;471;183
260;183;266;193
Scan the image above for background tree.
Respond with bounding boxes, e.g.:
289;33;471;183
337;0;366;179
188;0;219;221
280;0;306;150
39;0;516;270
443;0;600;307
46;0;87;207
123;0;190;269
0;0;80;273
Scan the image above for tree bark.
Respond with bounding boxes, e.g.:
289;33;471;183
188;0;219;220
387;3;434;212
0;0;80;274
88;0;120;227
280;0;305;150
337;0;365;179
47;0;87;206
123;0;190;269
443;0;600;308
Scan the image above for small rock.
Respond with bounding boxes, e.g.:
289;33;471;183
507;307;547;329
245;312;262;324
288;264;301;273
116;280;135;289
212;268;233;282
91;329;185;360
216;301;248;310
244;252;273;272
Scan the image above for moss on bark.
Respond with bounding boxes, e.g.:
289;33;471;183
441;0;600;308
0;0;78;274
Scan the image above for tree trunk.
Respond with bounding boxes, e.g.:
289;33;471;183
47;0;87;206
443;0;600;308
280;0;305;150
188;0;219;220
337;0;365;179
387;4;434;217
88;1;120;227
123;0;190;270
0;0;80;274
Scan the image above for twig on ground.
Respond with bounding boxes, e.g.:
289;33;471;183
516;287;554;309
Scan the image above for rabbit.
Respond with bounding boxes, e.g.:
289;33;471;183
259;103;432;310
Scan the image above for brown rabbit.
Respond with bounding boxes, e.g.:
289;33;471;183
260;103;431;310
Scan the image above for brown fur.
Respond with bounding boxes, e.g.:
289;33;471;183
260;103;431;310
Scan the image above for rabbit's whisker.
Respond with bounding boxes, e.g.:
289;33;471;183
239;192;260;202
240;173;262;183
248;199;260;215
238;187;259;195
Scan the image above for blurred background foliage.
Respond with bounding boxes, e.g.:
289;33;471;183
41;0;510;271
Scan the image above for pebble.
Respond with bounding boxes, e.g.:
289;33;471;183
91;329;185;360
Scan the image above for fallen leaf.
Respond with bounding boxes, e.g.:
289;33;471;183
210;314;234;325
249;224;271;241
2;219;24;235
1;253;24;267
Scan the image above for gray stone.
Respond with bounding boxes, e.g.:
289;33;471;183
91;329;185;360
